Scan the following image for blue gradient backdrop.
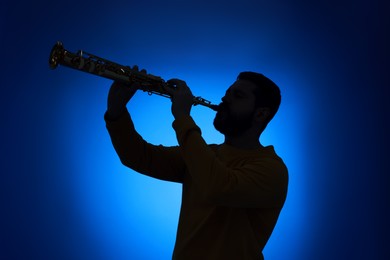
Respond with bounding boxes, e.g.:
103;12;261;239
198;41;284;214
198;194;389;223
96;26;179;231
1;0;389;259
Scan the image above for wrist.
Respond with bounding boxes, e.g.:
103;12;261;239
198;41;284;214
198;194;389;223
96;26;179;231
105;107;127;121
173;111;190;120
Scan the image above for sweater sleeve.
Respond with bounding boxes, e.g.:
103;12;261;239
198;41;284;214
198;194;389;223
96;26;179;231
105;110;186;183
172;115;288;208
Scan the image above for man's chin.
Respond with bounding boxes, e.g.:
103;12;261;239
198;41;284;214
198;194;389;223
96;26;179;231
213;118;225;134
213;119;236;136
214;117;253;137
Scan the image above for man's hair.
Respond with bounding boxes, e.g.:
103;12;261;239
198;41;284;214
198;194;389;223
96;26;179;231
237;71;281;126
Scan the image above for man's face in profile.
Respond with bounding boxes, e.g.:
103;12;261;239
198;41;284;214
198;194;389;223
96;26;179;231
214;80;257;136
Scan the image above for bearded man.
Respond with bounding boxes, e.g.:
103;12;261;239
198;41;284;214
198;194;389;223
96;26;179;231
105;71;288;260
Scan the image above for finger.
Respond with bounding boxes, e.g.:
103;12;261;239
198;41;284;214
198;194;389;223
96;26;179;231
164;84;175;96
132;81;141;89
167;78;187;87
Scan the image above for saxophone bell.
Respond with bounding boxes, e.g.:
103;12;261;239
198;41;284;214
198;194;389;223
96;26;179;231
49;41;65;69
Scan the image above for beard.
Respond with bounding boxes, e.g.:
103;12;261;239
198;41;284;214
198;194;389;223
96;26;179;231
213;102;255;136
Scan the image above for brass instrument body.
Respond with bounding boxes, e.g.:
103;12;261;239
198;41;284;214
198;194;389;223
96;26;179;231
49;42;218;111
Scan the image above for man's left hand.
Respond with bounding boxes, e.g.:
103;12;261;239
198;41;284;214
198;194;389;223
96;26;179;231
165;79;194;119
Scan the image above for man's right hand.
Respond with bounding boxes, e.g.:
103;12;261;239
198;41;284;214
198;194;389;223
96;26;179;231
106;81;139;121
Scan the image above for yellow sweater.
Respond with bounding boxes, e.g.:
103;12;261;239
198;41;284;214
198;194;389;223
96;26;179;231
106;111;288;260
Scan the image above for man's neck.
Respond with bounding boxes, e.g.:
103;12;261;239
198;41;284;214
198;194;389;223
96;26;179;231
224;134;262;150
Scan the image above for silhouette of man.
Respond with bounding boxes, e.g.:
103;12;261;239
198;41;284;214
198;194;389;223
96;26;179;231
105;71;288;260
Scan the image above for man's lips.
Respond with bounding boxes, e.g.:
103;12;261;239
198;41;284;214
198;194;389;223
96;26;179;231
216;103;229;118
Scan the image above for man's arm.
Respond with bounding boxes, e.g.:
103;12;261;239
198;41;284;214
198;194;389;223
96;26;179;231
165;79;288;207
105;81;186;183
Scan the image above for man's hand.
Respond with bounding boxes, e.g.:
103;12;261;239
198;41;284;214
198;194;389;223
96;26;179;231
106;81;138;120
165;79;194;120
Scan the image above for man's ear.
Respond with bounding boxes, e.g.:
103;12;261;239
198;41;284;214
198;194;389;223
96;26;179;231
254;107;270;122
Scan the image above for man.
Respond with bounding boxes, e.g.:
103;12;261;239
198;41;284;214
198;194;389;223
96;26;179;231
105;71;288;259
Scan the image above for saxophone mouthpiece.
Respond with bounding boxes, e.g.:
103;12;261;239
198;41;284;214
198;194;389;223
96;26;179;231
209;104;220;112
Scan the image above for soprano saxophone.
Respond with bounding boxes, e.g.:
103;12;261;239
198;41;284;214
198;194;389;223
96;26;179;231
49;41;218;111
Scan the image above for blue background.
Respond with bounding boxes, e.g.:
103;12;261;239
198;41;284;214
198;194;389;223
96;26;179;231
1;0;389;259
